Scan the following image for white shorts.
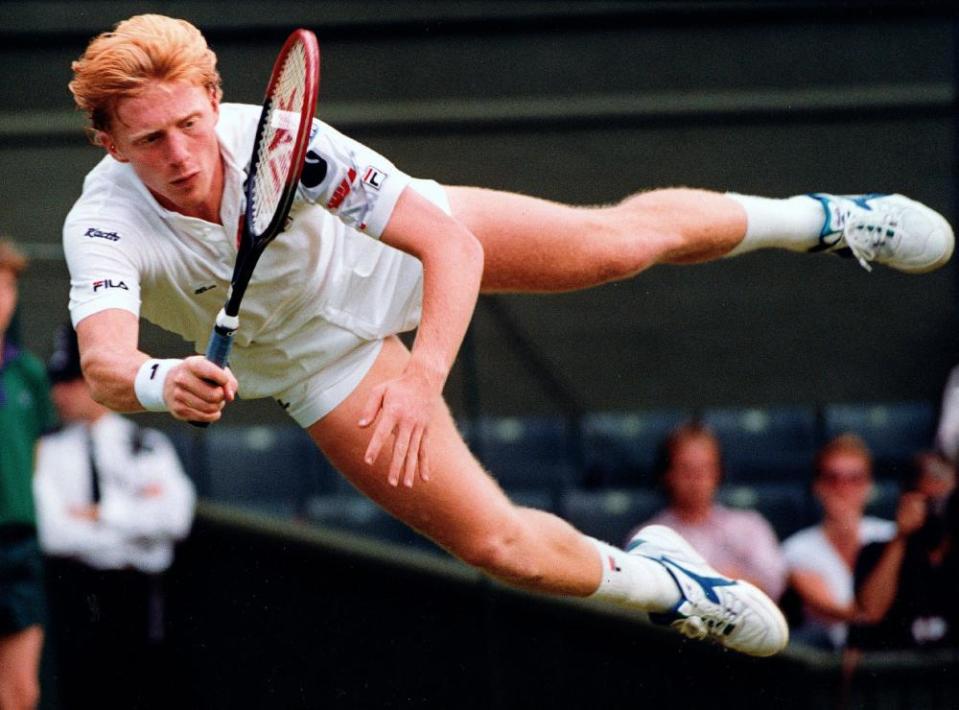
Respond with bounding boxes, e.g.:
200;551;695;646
276;178;450;428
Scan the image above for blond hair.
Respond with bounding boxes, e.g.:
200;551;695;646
0;238;28;277
69;14;222;142
814;432;873;479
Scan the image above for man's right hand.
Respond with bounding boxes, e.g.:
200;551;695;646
164;355;238;422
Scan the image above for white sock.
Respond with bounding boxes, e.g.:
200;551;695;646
725;193;826;256
586;537;681;613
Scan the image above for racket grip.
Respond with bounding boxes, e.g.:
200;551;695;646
205;323;236;368
190;312;239;428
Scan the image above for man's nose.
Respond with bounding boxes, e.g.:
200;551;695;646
166;131;190;166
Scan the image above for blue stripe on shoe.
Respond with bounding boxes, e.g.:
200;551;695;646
660;557;739;605
847;193;886;210
806;193;841;252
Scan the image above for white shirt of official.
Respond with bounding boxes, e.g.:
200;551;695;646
33;413;196;573
63;104;427;400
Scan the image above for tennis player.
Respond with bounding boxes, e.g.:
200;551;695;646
63;14;954;657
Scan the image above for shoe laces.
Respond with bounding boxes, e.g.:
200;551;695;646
841;204;900;272
674;592;743;641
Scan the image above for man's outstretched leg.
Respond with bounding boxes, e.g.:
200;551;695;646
307;337;788;657
446;186;954;292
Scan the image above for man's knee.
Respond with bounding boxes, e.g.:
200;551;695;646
455;519;544;586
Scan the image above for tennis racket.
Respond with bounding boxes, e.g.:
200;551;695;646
194;28;320;426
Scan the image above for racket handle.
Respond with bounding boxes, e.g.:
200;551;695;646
205;323;236;368
190;311;239;428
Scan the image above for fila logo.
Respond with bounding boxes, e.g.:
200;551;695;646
327;168;357;209
84;227;121;242
92;279;128;292
362;166;387;191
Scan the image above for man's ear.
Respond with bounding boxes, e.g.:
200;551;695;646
209;86;220;117
97;131;128;163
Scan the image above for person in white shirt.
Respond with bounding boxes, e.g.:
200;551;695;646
782;434;896;650
935;366;959;463
61;14;954;658
34;323;194;710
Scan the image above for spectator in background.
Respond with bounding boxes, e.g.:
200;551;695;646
0;238;56;710
33;324;195;710
783;433;896;651
848;452;958;651
936;366;959;463
629;421;787;600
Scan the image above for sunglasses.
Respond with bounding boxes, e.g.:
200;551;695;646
818;468;871;485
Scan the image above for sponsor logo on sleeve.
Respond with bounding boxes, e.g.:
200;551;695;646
84;227;122;242
327;168;357;210
362;166;387;191
92;279;129;292
300;150;328;189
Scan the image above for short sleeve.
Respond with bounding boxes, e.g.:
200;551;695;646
63;219;142;326
296;119;413;238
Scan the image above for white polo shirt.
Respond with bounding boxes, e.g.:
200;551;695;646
63;104;428;403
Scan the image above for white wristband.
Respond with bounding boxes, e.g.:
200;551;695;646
134;358;182;412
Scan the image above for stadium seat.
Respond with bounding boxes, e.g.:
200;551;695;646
702;405;818;483
560;488;668;547
163;426;208;494
201;425;340;518
822;401;936;479
718;482;816;541
581;409;691;488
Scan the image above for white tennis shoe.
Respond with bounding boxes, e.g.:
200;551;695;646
808;193;954;273
627;524;789;657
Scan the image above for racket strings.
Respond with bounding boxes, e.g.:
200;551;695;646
250;40;309;236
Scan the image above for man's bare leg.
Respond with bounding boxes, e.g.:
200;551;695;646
447;186;954;290
0;625;43;710
306;337;790;656
446;186;747;292
308;337;608;595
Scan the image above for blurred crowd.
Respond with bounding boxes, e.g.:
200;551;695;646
629;408;959;658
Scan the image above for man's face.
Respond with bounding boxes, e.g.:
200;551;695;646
0;267;18;340
100;81;223;222
664;435;722;512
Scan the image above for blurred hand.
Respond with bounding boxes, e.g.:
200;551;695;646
69;504;100;521
140;482;164;498
895;491;928;537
